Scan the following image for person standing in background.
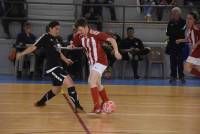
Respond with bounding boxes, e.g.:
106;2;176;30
166;7;186;84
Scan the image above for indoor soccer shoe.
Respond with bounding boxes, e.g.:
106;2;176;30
34;101;46;107
89;107;101;115
74;105;85;113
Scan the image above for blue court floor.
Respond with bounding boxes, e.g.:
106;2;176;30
0;75;199;87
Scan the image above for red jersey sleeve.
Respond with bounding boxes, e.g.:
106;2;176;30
95;32;112;42
197;28;200;40
72;34;82;47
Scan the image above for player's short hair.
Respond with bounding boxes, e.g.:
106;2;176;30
188;11;199;22
75;18;88;28
127;27;134;32
47;21;60;31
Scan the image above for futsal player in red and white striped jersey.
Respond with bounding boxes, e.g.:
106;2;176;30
177;12;200;77
71;18;122;114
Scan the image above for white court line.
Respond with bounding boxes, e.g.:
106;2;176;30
0;128;180;134
113;113;200;118
0;112;200;118
1;102;200;109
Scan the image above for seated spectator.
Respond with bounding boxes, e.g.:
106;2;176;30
143;0;156;21
0;1;3;17
102;0;117;21
82;0;103;30
120;27;150;79
155;0;176;21
1;0;27;39
14;22;36;79
184;0;195;6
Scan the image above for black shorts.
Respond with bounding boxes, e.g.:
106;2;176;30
46;67;68;86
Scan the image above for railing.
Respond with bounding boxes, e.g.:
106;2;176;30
0;0;200;36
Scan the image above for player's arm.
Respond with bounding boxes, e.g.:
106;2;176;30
193;39;200;51
17;34;46;60
16;45;37;60
106;37;122;60
68;33;82;49
176;39;188;44
60;52;74;65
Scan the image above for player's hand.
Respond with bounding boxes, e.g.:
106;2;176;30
192;44;198;52
16;53;23;60
66;58;74;65
67;41;76;49
114;51;122;60
135;48;140;51
67;45;75;49
176;39;182;44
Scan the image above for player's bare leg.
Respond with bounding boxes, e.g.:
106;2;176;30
184;62;200;78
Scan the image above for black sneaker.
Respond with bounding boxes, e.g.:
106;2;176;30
180;78;186;84
134;75;140;79
17;71;22;79
34;101;46;107
169;77;176;84
29;72;34;79
74;105;85;113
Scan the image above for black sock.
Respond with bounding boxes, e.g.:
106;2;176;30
39;90;55;103
68;87;80;107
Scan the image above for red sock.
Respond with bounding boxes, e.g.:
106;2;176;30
191;68;200;78
91;87;100;108
99;88;109;102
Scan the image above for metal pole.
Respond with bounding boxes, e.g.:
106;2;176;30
122;6;125;39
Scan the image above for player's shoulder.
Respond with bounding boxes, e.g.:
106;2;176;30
73;33;83;39
89;30;101;36
34;33;48;44
38;33;48;40
193;25;200;30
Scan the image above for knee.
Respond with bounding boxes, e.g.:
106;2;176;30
63;75;74;88
144;47;151;54
88;79;97;88
98;84;104;91
184;63;192;73
52;87;61;95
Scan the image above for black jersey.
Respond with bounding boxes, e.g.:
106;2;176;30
34;33;63;69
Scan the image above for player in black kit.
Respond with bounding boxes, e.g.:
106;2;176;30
16;21;84;113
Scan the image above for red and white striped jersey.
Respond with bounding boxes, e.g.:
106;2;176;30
186;25;200;46
72;30;111;65
186;25;200;58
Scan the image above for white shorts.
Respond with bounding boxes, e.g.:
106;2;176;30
186;56;200;66
90;63;107;75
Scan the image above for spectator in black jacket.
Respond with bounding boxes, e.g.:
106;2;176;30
120;27;150;79
166;7;186;84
